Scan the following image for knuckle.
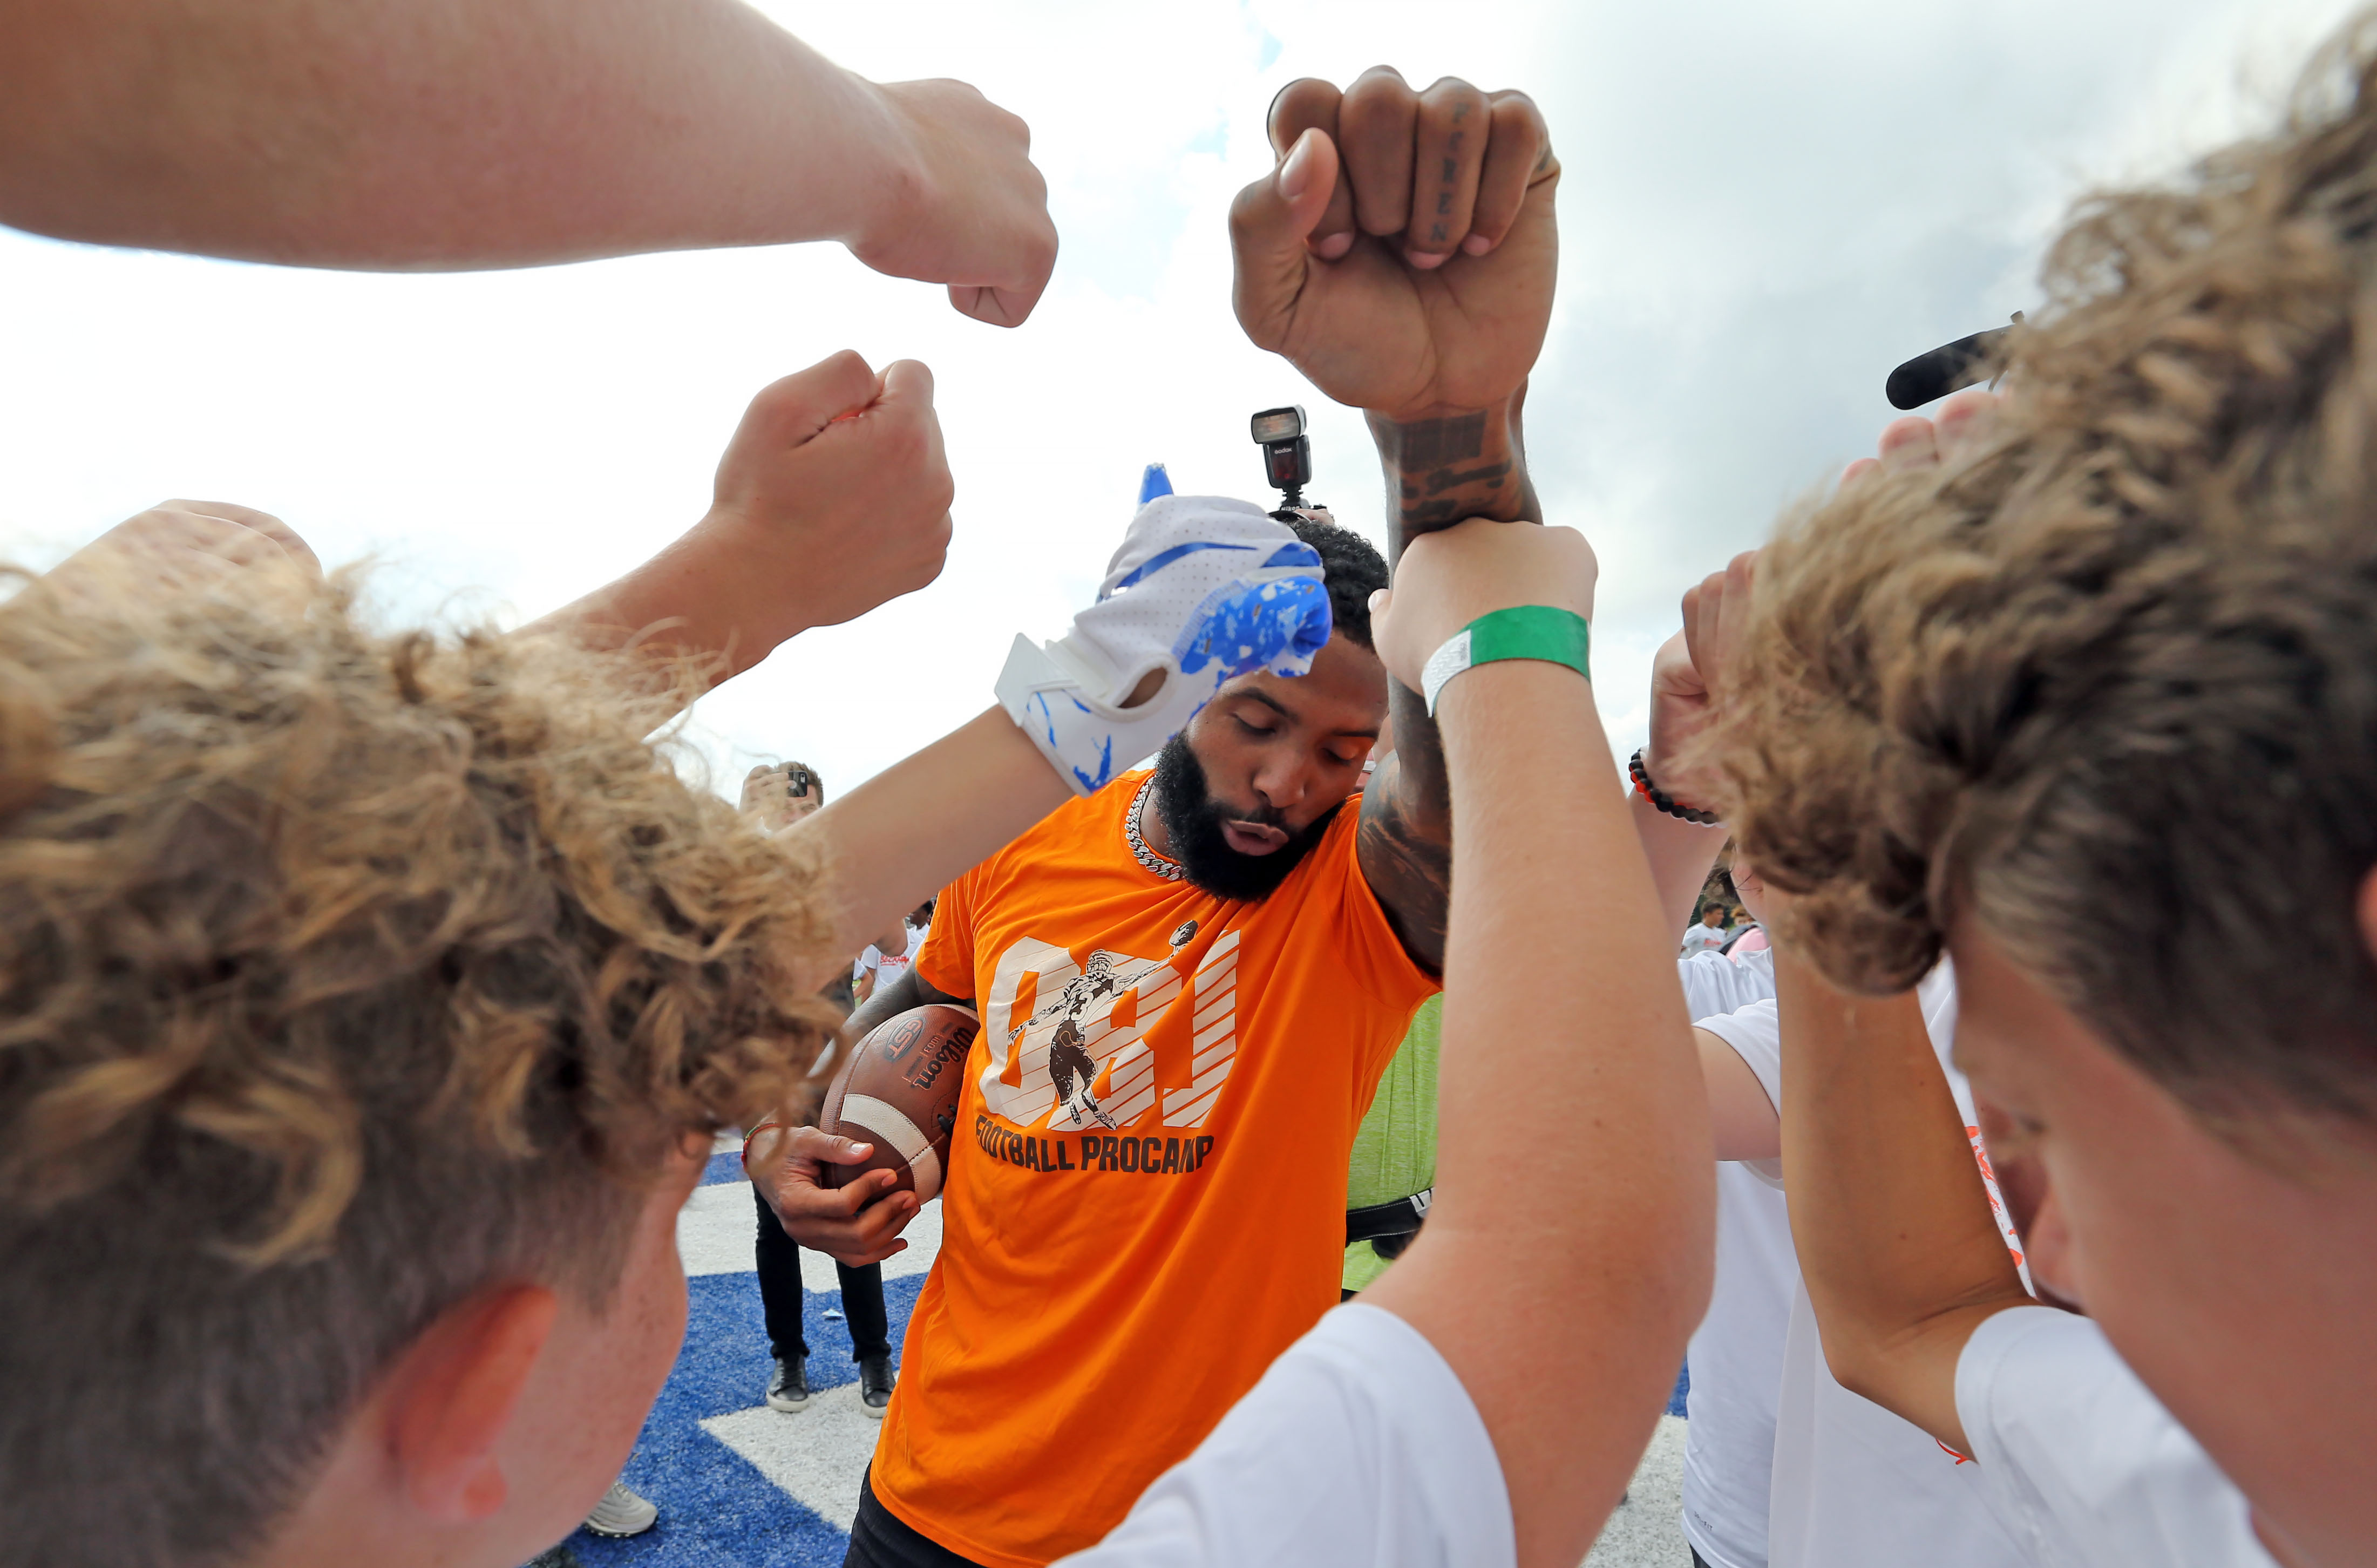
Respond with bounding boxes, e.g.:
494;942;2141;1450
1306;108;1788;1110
1344;80;1417;127
1269;77;1340;130
817;348;871;389
1227;182;1270;236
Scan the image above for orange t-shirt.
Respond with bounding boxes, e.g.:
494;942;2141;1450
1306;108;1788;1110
871;770;1435;1567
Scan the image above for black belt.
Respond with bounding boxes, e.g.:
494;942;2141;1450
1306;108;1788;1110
1346;1188;1431;1260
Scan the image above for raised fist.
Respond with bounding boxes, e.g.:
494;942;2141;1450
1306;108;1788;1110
526;349;956;681
1229;69;1557;421
848;78;1058;328
702;349;956;634
1645;551;1756;814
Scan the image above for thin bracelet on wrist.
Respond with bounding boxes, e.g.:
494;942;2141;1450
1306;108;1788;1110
1629;748;1723;827
741;1120;787;1167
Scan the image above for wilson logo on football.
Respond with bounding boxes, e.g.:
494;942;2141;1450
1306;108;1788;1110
901;1031;969;1094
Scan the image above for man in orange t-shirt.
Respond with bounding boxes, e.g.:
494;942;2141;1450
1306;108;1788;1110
812;511;1435;1568
885;731;1434;1563
756;65;1733;1567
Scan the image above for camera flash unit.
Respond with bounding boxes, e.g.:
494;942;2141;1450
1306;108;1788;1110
1251;404;1313;513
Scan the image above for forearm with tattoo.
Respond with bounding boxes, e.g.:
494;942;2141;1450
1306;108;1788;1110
1365;401;1541;534
1358;393;1543;973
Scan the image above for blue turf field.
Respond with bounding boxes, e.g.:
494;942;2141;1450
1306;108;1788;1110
529;1150;1690;1568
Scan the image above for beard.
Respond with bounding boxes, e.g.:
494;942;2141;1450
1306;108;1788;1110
1149;733;1343;902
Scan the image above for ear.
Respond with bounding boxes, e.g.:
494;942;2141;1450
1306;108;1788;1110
2021;1179;2084;1312
385;1284;560;1524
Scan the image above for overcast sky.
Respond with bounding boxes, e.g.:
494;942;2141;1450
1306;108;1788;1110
1;0;2362;796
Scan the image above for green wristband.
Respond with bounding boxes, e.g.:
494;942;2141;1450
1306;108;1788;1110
1419;605;1591;716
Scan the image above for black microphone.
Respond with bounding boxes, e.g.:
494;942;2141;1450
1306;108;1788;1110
1886;314;2022;410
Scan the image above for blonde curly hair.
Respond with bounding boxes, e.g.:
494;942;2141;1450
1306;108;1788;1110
1715;12;2377;1132
0;559;836;1567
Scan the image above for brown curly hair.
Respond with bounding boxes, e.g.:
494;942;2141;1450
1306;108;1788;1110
1713;12;2377;1133
0;560;836;1567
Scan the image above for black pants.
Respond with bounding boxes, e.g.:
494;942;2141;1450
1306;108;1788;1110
845;1469;988;1568
754;1185;889;1362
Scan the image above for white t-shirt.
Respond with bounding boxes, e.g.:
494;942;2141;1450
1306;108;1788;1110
1060;1303;1513;1568
1733;946;1775;986
1681;1156;1797;1568
1694;969;2033;1568
1955;1307;2278;1568
854;921;928;992
1681;985;1795;1568
1682;923;1730;956
1680;949;1777;1024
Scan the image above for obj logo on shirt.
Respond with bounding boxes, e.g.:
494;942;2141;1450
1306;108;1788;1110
978;920;1240;1132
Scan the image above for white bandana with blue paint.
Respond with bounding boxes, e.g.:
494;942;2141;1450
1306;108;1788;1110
996;495;1333;796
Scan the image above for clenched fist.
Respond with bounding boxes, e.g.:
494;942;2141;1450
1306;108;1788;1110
1230;68;1557;422
847;78;1058;328
702;349;956;634
532;349;956;681
1643;551;1757;816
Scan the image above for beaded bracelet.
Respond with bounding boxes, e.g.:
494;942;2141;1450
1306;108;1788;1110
1629;748;1723;827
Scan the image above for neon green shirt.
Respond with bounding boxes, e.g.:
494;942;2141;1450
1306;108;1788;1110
1342;993;1442;1292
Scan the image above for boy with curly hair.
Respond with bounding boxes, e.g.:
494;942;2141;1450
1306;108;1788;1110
1706;16;2377;1565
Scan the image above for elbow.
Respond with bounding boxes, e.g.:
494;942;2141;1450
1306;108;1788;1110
1667;1207;1716;1346
1811;1312;1926;1421
1632;1173;1716;1360
1822;1339;1895;1410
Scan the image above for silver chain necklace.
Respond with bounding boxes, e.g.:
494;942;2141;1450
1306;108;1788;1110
1126;777;1184;881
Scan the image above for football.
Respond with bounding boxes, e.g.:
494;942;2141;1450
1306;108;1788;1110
818;1002;981;1203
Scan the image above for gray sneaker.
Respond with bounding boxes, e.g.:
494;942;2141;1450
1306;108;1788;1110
766;1354;812;1413
582;1481;658;1539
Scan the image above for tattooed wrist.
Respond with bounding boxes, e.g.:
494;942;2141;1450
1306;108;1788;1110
1354;396;1537;964
1366;397;1540;546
